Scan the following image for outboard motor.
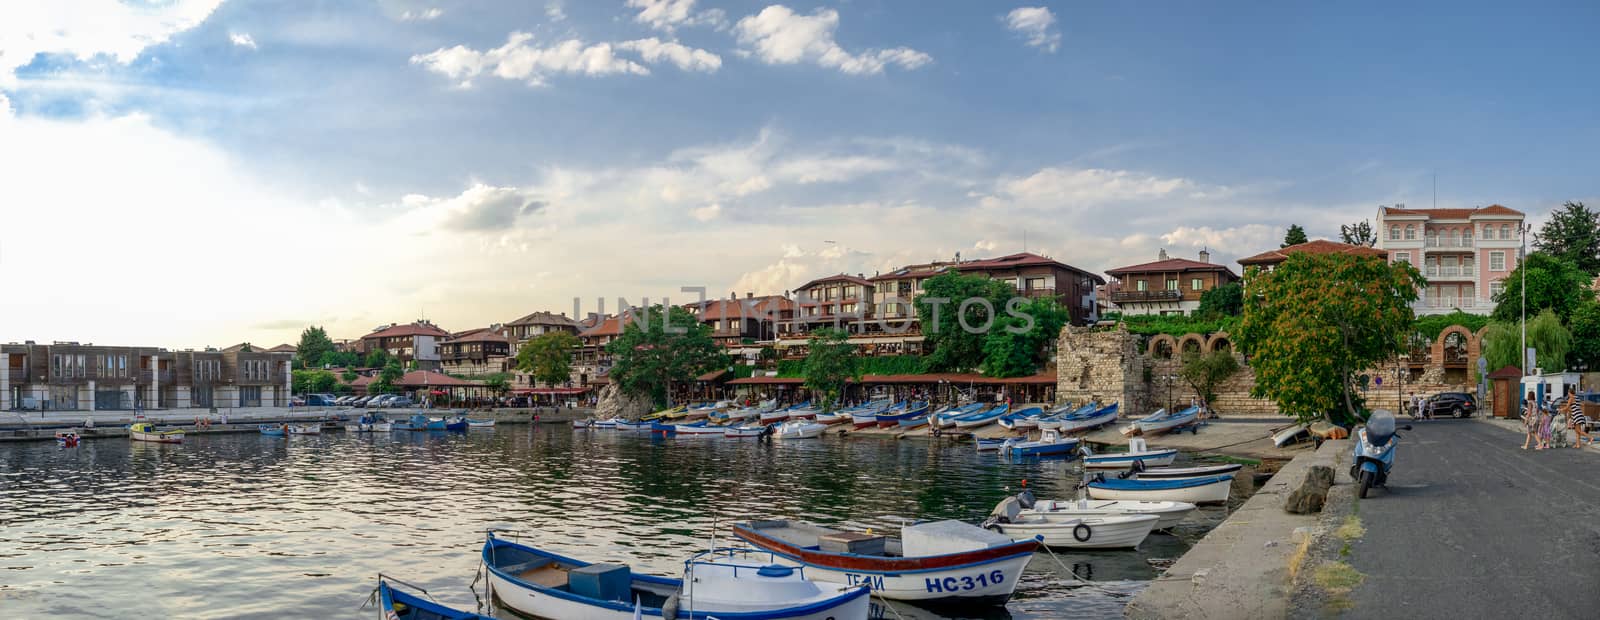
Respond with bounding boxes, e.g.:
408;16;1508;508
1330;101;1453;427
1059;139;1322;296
1016;489;1037;509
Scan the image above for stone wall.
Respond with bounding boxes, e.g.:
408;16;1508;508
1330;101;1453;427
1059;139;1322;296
1055;325;1144;409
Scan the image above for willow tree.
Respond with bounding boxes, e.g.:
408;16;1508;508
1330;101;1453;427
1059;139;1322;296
1236;253;1421;425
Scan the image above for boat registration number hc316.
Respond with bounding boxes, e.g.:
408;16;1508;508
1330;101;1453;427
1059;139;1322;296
923;570;1005;593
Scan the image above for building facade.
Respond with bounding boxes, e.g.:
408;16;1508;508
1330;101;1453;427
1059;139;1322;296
358;320;450;369
1;341;291;411
439;328;513;377
502;311;581;344
1105;249;1240;316
1374;204;1524;315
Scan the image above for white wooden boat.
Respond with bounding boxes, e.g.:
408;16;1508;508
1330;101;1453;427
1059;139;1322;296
287;424;321;435
1131;463;1243;480
1272;423;1310;447
592;419;617;429
1082;439;1179;469
1055;403;1120;433
483;533;869;620
1087;474;1234;504
673;423;727;435
986;508;1159;549
953;405;1008;429
572;419;594;429
128;422;183;444
759;409;792;424
724;425;765;438
815;412;847;425
467;419;496;428
733;519;1036;606
613;420;650;431
775;421;828;440
1126;406;1200;435
1014;495;1197;530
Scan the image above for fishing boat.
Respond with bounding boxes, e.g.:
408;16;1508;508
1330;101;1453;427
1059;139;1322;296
376;577;496;620
774;420;828;440
1081;439;1180;469
1272;423;1310;447
346;414;392;432
996;406;1044;431
613;420;651;431
670;422;728;436
713;408;759;425
406;414;468;431
128;422;184;444
641;405;683;421
724;425;765;438
1035;402;1096;431
1125;406;1200;436
1016;495;1197;530
482;534;869;620
592;418;617;429
932;403;985;429
896;414;931;430
467;418;497;428
815;411;847;425
1128;462;1244;480
1055;403;1121;434
758;409;792;424
1087;473;1234;504
1002;429;1080;458
785;402;817;419
984;497;1159;549
287;423;322;435
954;404;1009;430
874;402;928;428
259;424;288;437
733;519;1037;606
973;437;1008;452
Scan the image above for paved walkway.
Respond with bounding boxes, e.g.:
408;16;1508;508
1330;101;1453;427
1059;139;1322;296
1342;417;1600;618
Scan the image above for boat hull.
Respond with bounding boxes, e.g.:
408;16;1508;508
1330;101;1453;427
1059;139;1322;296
1084;449;1179;469
130;431;184;443
954;414;1003;429
1005;439;1080;458
1087;476;1233;504
1134;463;1244;480
1022;499;1196;530
990;514;1159;549
1056;410;1120;433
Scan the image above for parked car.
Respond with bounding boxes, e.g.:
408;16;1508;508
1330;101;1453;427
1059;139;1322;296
334;396;355;406
290;396;307;407
387;396;415;408
369;395;397;408
304;394;339;407
353;395;376;407
1421;392;1477;418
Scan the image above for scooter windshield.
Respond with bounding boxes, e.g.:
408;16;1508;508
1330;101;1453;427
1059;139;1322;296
1366;409;1396;446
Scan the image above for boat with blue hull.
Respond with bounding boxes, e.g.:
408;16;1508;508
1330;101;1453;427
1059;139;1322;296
874;401;929;428
1055;403;1120;433
1126;405;1200;435
974;437;1009;452
1081;441;1180;469
931;403;985;429
376;577;496;620
996;406;1045;431
1003;429;1080;458
259;424;287;437
1036;402;1097;431
1086;473;1234;504
953;404;1009;430
482;533;869;620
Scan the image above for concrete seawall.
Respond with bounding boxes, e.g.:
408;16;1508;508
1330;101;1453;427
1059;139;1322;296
1125;437;1349;619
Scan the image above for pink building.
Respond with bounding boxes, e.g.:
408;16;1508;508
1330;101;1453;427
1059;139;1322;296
1374;204;1525;315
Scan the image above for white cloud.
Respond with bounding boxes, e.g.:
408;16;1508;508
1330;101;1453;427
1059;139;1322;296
988;166;1195;206
1003;7;1060;53
394;183;545;232
411;33;649;87
733;5;931;75
692;203;722;222
627;0;726;32
400;8;444;21
618;38;721;73
229;32;257;50
546;1;566;22
0;0;224;86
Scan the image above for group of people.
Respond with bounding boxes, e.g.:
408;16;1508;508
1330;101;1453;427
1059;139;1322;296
1521;389;1593;450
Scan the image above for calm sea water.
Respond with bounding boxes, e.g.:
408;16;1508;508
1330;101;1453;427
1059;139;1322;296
0;426;1229;619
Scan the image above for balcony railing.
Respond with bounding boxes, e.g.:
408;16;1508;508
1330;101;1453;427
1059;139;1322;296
1420;298;1480;309
1424;266;1473;278
1425;238;1475;248
1111;290;1183;303
1018;287;1057;299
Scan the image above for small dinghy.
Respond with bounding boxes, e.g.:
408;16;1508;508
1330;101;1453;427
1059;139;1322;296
1127;462;1243;480
591;419;617;429
875;402;928;428
573;419;596;429
996;406;1044;431
482;533;869;620
346;414;392;432
287;423;322;435
613;420;650;431
758;409;792;424
1272;423;1310;447
814;412;847;425
931;403;985;429
1003;428;1080;458
1056;403;1120;433
733;519;1036;606
774;420;828;440
259;424;288;437
724;425;765;438
1035;402;1094;430
376;577;496;620
1125;406;1200;435
1081;439;1179;469
467;419;496;428
954;404;1009;429
974;437;1008;452
896;414;931;430
1087;473;1234;504
1017;494;1197;530
129;422;184;444
984;496;1158;549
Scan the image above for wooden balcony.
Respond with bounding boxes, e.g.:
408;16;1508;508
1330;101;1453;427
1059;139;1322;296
1112;290;1183;303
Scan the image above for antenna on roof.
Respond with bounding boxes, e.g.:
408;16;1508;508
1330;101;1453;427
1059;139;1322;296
1023;230;1027;253
1432;172;1437;209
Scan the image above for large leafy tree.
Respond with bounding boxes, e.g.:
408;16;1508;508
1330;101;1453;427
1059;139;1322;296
1179;350;1240;410
1489;253;1594;323
1526;309;1572;372
364;348;392;369
1533;201;1600;275
1339;220;1378;247
1282;224;1309;248
517;331;579;386
318;350;361;369
1479;322;1520;373
803;328;860;412
916;272;1014;372
369;359;404;395
1237;253;1421;425
980;297;1069;378
295;326;335;370
1197;281;1243;318
1567;301;1600;371
290;369;339;394
606;305;727;407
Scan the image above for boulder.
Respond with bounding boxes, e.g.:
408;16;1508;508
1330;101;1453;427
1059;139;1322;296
594;384;652;420
1284;465;1335;514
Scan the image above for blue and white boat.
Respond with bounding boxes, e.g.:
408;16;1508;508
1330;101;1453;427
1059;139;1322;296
1086;474;1234;504
377;577;495;620
873;401;928;427
258;424;287;437
974;437;1009;452
896;413;932;429
1127;406;1200;435
399;414;469;431
996;406;1045;431
482;533;870;620
1056;403;1120;434
614;420;651;431
930;403;985;430
1003;429;1081;458
1081;440;1180;470
954;404;1009;430
1036;402;1097;430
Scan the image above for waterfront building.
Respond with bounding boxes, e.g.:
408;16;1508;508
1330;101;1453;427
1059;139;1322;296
357;320;450;370
691;293;795;348
1;341;291;411
438;327;513;377
1105;249;1240;316
1373;204;1525;315
501;311;581;344
573;313;628;388
1236;239;1389;273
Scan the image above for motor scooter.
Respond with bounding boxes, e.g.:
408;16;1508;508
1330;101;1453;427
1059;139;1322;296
1350;409;1413;499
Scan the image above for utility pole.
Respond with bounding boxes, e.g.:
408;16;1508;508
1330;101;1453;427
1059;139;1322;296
1520;223;1528;375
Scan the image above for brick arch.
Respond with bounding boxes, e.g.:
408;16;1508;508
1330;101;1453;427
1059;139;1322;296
1431;324;1479;367
1147;334;1177;359
1206;331;1233;353
1178;333;1205;355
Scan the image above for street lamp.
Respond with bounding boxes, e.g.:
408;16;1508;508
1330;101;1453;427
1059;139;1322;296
1520;222;1529;375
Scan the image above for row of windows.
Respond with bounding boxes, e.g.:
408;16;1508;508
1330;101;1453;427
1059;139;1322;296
96;355;128;378
52;354;86;378
242;359;273;381
1388;223;1517;241
194;360;221;382
1132;278;1207;292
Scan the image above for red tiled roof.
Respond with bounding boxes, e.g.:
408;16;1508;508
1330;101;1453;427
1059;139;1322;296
444;327;510;345
267;344;297;353
396;370;483;387
1487;365;1523;379
695;296;794;320
870;262;956;281
956;252;1105;283
1106;257;1237;278
1382;205;1523;218
507;311;578;328
347;375;374;387
580;314;630;338
795;273;874;291
363;322;451;340
697;369;730;382
1237;239;1389;266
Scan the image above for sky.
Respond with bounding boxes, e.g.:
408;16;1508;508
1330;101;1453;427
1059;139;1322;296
1;0;1597;348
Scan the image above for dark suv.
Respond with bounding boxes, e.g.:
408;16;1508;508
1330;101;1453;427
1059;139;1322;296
1420;392;1477;418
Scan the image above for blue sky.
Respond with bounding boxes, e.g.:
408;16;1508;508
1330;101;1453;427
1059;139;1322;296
1;0;1596;346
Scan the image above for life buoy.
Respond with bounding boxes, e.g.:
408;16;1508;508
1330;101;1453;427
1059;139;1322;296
1073;523;1092;543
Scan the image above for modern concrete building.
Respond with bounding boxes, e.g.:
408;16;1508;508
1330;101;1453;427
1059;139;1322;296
1374;204;1525;315
1;341;291;411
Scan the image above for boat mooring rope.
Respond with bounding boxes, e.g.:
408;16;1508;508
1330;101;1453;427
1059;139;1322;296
871;589;908;620
1039;543;1120;594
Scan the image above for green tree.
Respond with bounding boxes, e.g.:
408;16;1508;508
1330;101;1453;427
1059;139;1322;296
1533;201;1600;275
980;297;1069;378
1526;309;1571;372
483;374;510;395
1489;253;1594;323
370;360;404;395
1179;350;1240;411
318;350;360;369
295;326;335;370
606;305;727;407
340;370;358;382
803;328;860;412
916;272;1014;372
516;331;579;386
1197;281;1244;318
1339;220;1377;247
1282;224;1309;248
1479;322;1520;373
1236;253;1421;425
1568;301;1600;371
290;369;339;394
364;348;392;368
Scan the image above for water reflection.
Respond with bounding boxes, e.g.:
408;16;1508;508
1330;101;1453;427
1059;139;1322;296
0;427;1225;619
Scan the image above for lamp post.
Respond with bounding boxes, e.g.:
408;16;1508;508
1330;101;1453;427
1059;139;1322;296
1520;223;1529;374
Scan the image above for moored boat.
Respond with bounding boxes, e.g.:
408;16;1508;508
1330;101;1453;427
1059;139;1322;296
259;424;288;437
1129;462;1243;480
613;420;650;431
129;422;184;444
377;577;496;620
287;423;322;435
815;411;847;425
732;519;1037;606
758;409;792;424
1125;406;1200;435
874;402;928;428
1081;441;1180;469
1036;402;1096;431
1086;473;1234;504
896;414;931;430
984;498;1159;549
467;418;496;428
572;419;595;429
996;406;1044;431
1002;428;1080;458
974;437;1008;452
1272;423;1310;447
482;533;869;620
724;425;765;438
954;404;1008;429
1055;403;1120;433
1017;495;1197;530
774;420;828;440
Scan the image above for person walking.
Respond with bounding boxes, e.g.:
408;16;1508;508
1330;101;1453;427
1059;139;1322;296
1566;391;1592;448
1522;391;1540;450
1537;395;1556;450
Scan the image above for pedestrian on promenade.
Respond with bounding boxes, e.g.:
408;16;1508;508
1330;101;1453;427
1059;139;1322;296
1537;396;1556;450
1522;391;1540;450
1565;391;1592;448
